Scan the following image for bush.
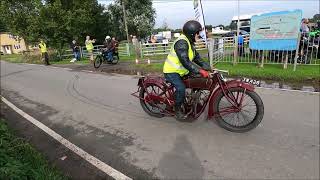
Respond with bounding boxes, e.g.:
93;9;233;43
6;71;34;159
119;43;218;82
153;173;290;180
22;50;60;64
0;120;66;179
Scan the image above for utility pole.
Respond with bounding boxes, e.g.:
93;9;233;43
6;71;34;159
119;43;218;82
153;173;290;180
121;0;130;43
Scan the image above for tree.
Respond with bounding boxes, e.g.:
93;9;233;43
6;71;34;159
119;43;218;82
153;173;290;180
0;0;155;55
107;0;156;39
39;0;69;52
42;0;110;46
229;21;237;30
0;0;43;46
0;17;7;32
173;29;182;33
0;0;109;52
310;14;320;23
162;18;169;30
107;3;125;40
217;24;225;28
205;25;213;31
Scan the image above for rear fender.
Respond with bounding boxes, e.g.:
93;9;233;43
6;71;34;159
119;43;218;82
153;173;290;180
133;76;166;99
207;80;254;119
139;76;166;90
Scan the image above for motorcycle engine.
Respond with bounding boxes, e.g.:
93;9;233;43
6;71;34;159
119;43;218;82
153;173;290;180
185;89;210;114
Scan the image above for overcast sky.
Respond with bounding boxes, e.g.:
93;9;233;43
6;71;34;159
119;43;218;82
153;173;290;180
99;0;319;29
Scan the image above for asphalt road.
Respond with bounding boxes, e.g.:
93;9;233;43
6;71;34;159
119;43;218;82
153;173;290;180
1;61;319;179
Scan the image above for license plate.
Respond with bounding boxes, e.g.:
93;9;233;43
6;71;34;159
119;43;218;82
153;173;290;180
241;78;261;86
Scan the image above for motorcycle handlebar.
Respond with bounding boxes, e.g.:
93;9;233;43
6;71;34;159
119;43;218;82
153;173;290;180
206;69;229;79
211;68;229;75
209;62;229;75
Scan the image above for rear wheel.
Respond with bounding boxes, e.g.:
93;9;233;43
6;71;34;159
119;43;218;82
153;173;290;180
213;87;264;132
139;84;167;118
94;56;102;68
111;55;119;64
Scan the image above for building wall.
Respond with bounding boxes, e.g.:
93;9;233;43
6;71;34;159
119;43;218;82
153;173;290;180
0;33;27;54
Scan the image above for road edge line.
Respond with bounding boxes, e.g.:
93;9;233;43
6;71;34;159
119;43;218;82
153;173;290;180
1;96;132;180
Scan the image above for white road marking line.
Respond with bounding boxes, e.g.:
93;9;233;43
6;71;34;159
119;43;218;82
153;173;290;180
63;68;72;70
21;63;37;66
81;70;94;73
256;87;319;94
1;96;132;180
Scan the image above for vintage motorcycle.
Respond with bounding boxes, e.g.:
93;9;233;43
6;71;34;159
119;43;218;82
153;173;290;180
131;68;264;133
94;48;119;68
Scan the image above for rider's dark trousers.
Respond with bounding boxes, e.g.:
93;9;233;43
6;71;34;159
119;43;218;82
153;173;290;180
103;50;113;61
164;73;185;107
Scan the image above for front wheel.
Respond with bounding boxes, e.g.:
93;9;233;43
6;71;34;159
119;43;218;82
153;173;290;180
213;87;264;133
94;55;103;68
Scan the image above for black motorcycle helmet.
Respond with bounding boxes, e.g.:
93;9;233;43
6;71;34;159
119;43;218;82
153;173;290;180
182;20;203;42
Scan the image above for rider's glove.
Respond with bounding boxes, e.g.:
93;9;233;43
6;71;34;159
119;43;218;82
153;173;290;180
199;69;209;78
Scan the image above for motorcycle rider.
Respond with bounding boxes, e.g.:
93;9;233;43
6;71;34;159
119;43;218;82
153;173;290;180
163;20;211;121
111;37;119;59
103;36;114;62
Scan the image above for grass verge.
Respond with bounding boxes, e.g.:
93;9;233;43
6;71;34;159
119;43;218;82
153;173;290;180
1;54;138;64
0;119;67;180
0;54;26;63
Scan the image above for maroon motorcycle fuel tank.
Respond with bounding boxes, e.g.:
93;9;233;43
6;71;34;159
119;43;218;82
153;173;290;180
183;77;214;89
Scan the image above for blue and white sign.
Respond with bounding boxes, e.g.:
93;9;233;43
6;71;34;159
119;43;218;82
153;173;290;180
249;10;302;50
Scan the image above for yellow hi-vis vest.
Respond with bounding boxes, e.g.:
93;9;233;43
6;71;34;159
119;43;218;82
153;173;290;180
39;42;47;53
86;40;94;51
163;34;195;76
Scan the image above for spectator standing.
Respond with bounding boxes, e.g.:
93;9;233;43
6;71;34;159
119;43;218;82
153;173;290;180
38;39;50;65
70;40;80;62
298;18;310;60
238;32;244;57
150;35;157;53
85;36;95;63
300;18;310;34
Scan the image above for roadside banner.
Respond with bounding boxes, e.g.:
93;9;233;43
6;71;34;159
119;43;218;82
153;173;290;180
193;0;207;41
249;10;302;50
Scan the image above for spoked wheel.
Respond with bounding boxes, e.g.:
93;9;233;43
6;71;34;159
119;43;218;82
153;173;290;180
111;55;119;64
213;87;264;132
94;56;102;68
139;84;167;118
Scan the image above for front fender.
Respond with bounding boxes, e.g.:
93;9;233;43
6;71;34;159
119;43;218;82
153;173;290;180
223;80;255;91
207;80;254;119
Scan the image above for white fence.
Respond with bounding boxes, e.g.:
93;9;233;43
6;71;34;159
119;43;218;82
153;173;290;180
139;34;319;67
61;43;130;59
210;33;320;66
140;40;208;58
